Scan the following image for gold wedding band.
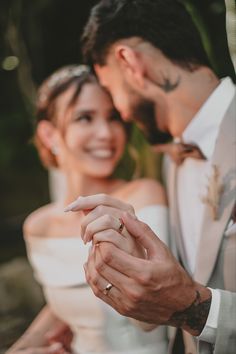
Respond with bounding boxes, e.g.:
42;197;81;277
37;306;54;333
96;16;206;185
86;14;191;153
103;283;113;295
118;218;124;234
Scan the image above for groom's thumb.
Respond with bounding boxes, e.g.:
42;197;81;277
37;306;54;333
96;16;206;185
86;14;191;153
122;212;161;258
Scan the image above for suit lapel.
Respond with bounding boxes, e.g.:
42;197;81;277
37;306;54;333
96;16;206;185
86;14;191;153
194;96;236;285
167;158;190;273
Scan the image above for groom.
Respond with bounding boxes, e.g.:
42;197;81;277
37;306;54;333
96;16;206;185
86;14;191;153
67;1;236;353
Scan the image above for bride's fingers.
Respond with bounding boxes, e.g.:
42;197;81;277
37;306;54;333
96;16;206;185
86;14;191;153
17;343;66;354
92;229;130;252
64;194;135;214
81;206;126;241
83;214;125;244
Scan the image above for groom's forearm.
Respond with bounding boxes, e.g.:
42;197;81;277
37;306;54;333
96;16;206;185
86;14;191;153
167;284;212;336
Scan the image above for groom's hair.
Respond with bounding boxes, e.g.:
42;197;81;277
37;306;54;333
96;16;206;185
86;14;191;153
81;0;211;71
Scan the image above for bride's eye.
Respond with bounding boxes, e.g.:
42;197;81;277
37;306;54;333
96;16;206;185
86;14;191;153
73;114;92;123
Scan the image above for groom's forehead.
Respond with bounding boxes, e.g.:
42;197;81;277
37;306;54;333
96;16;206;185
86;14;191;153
94;66;111;91
94;62;121;89
94;64;109;85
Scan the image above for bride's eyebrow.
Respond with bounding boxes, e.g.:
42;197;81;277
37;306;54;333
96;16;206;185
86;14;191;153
73;109;96;115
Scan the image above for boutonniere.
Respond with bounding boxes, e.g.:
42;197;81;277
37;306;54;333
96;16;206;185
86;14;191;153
201;164;224;221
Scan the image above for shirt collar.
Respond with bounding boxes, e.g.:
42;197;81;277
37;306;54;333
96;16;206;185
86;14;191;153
182;77;235;160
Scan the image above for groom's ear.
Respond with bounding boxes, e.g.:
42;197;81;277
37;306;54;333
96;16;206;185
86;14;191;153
114;44;146;89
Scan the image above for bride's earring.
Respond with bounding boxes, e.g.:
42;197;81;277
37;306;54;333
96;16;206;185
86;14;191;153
51;145;59;156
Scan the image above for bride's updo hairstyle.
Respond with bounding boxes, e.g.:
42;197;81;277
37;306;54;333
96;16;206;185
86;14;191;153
34;65;99;168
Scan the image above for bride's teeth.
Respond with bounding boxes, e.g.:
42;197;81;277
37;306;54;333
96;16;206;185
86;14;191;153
90;149;113;158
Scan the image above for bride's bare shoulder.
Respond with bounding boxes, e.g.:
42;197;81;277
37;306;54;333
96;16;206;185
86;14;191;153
23;203;58;239
116;178;167;210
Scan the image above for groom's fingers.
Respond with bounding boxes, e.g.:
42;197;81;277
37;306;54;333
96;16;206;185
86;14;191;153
85;244;147;316
87;244;131;293
85;258;129;316
64;194;135;214
84;245;124;308
98;242;150;280
122;212;162;259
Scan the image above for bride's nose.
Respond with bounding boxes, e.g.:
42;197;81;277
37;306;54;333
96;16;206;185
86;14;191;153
95;120;113;140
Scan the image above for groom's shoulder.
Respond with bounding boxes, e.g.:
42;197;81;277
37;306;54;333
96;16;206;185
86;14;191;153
125;178;167;209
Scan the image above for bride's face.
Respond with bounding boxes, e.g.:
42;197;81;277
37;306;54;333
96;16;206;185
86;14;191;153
54;82;127;178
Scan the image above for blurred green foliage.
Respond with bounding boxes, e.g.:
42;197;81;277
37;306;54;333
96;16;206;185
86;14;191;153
0;0;235;251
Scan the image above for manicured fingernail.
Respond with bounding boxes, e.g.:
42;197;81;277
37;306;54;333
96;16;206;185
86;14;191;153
64;199;80;212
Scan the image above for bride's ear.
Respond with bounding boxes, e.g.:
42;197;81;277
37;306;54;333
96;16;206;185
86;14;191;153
36;120;57;151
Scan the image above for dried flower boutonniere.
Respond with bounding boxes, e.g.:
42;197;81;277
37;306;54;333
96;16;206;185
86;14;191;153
201;164;224;220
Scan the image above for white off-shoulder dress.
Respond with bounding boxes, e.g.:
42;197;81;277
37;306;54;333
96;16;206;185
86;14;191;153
25;205;169;354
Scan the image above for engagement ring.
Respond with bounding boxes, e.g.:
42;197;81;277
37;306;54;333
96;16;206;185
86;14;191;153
118;218;124;234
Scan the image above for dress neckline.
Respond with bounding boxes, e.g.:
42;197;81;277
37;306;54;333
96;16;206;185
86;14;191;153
26;204;168;242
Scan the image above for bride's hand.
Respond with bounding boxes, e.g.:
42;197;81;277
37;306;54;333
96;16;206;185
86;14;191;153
6;342;70;354
45;323;73;352
65;194;145;258
90;216;145;258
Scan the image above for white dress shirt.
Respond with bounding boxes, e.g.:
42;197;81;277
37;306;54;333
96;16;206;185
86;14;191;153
176;77;236;343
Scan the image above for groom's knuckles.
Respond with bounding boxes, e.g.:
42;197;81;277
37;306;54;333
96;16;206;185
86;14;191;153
126;283;145;304
135;267;153;287
118;300;135;316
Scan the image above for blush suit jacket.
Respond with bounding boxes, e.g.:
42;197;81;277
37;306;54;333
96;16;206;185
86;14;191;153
164;93;236;354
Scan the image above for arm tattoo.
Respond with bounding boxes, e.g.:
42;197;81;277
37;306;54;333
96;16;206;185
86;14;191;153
157;75;181;92
168;290;212;333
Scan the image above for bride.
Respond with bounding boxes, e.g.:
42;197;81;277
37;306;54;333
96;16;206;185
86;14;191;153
8;65;169;354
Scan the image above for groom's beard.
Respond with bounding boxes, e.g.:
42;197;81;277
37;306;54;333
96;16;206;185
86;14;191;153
130;99;172;145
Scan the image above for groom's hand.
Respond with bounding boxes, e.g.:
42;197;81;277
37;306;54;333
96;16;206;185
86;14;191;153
65;195;212;336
